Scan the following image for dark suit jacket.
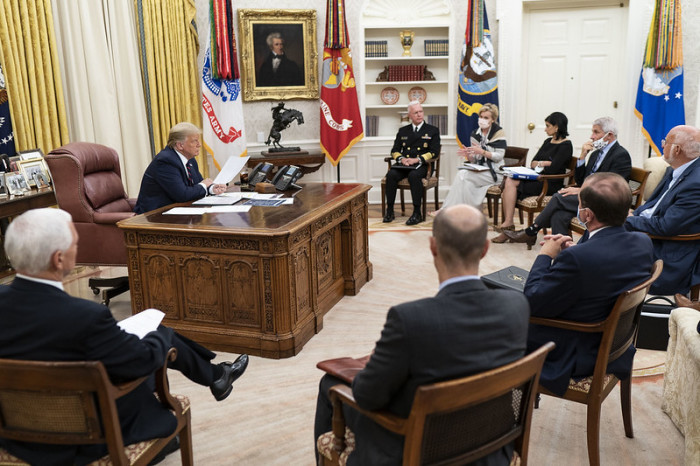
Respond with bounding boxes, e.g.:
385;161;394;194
0;278;178;464
257;53;303;87
524;227;654;395
574;141;632;186
626;157;700;294
348;279;529;465
134;147;206;214
390;122;441;163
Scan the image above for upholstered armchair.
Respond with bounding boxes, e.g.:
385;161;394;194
46;142;135;304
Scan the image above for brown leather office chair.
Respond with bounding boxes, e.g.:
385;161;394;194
317;342;555;466
381;154;441;219
531;260;662;466
46;142;135;304
485;146;528;226
569;166;651;236
516;157;578;235
0;348;193;466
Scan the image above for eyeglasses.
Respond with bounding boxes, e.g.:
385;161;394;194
661;139;677;149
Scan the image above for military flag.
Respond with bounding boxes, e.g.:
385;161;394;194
201;0;247;170
0;64;16;158
320;0;363;166
456;0;499;147
634;0;685;156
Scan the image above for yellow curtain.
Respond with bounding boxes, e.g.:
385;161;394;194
0;0;68;153
134;0;204;173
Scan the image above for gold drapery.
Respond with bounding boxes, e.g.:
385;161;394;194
134;0;205;173
0;0;68;153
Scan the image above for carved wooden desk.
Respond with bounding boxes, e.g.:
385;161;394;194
118;183;372;358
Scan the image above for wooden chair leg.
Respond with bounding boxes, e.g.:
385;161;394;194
486;197;493;219
381;183;386;216
493;197;500;226
400;189;406;216
434;184;439;211
620;377;633;438
180;416;194;465
586;402;602;466
518;208;524;225
422;188;427;219
690;284;699;301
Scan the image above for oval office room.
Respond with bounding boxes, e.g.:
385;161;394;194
2;0;700;464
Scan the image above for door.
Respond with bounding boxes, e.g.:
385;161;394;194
520;5;626;157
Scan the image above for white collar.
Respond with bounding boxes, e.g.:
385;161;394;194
16;273;64;291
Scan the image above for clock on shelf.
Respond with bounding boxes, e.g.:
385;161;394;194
408;86;427;104
380;86;400;105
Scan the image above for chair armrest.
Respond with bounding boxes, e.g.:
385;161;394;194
529;316;606;333
154;348;183;415
330;384;408;435
112;375;150;398
93;212;136;225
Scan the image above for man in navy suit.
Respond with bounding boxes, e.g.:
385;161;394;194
524;173;655;395
314;205;530;465
0;208;248;464
506;117;631;243
134;122;226;214
625;125;700;297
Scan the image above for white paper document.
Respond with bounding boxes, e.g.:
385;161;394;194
460;163;490;171
502;166;539;176
207;205;252;213
192;193;243;205
118;308;165;339
213;156;250;185
240;193;282;200
163;207;210;215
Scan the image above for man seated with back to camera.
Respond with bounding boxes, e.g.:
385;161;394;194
505;117;631;247
523;173;654;395
383;100;441;226
0;208;248;464
314;204;529;465
623;125;700;307
134;122;226;214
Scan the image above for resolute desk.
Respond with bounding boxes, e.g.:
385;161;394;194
118;183;372;358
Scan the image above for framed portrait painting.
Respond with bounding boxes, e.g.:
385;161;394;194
238;9;318;101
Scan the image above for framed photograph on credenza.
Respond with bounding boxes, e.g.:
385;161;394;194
19;148;45;161
17;158;51;188
4;171;30;196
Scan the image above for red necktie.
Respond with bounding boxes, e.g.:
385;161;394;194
186;162;194;186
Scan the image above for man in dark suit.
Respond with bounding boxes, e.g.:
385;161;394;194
134;122;226;214
0;208;248;464
314;204;530;465
625;124;700;297
256;32;303;87
524;173;655;395
506;117;631;243
383;101;441;225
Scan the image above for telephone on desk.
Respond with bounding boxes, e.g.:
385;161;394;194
248;162;274;187
271;165;302;191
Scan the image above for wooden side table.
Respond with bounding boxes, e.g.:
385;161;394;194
247;150;326;175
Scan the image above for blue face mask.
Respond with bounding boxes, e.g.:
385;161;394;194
577;207;588;229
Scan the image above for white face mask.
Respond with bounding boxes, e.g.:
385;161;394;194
577;207;588;229
478;118;491;129
592;133;609;150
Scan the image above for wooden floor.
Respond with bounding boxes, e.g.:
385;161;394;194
49;206;685;465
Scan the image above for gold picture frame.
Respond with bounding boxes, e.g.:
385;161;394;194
18;148;45;161
238;9;318;101
17;158;50;188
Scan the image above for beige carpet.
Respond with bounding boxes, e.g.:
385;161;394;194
94;225;683;465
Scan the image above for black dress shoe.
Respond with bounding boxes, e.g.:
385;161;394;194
503;229;537;250
383;211;395;223
210;354;249;401
405;212;423;226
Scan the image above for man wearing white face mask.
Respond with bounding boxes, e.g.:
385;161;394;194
522;172;654;395
505;116;631;247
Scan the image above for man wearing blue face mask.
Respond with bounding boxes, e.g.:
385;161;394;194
505;117;631;247
522;172;654;395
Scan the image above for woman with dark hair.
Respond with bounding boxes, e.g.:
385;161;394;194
492;112;572;242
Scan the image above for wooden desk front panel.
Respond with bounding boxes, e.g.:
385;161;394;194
121;183;371;358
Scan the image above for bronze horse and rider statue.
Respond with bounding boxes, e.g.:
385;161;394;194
266;103;304;152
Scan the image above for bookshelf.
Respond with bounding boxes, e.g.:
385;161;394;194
361;16;453;139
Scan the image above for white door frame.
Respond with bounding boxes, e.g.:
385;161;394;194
496;0;654;166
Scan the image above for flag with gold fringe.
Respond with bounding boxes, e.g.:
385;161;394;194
320;0;363;166
456;0;499;148
0;64;16;158
201;0;247;171
634;0;685;156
